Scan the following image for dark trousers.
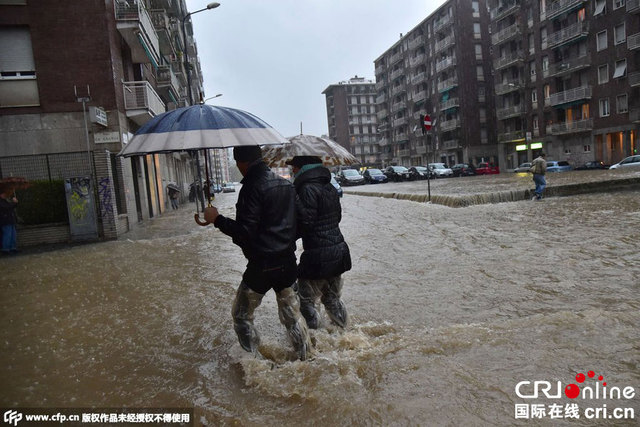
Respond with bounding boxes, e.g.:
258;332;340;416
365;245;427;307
242;253;297;294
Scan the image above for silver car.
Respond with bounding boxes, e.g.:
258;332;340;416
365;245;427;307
428;163;453;178
609;155;640;169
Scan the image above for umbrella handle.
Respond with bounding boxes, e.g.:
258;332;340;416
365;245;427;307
194;213;210;226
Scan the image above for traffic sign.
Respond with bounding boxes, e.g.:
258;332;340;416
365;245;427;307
423;114;432;131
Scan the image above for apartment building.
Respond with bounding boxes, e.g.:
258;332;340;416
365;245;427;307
322;76;379;166
490;0;639;168
0;0;207;242
374;0;497;168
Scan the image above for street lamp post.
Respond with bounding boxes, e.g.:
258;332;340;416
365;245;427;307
181;2;220;106
203;93;223;104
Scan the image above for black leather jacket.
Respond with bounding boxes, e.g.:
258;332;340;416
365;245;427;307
294;166;351;279
214;161;296;261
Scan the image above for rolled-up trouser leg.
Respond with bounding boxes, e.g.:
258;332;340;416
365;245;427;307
321;276;348;328
296;279;321;329
231;282;264;353
276;287;312;361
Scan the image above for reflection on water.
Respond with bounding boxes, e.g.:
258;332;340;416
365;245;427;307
1;188;639;425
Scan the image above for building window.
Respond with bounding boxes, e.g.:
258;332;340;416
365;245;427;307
616;94;628;114
472;1;480;15
476;65;484;80
599;98;610;117
0;26;39;107
614;0;625;9
530;61;536;76
596;30;607;51
542;56;549;72
540;27;547;49
613;59;627;79
584;145;591;153
531;90;537;103
594;0;606;15
614;23;626;45
598;64;609;84
473;23;481;38
544;84;550;99
475;44;482;60
533;116;539;130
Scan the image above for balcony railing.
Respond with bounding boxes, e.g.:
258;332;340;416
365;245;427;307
416;146;427;155
390;68;404;81
438;77;458;92
391;85;406;96
408;35;424;50
493;51;524;70
440;118;461;131
442;139;460;150
394;133;408;142
398;149;411;157
434;35;454;53
490;2;520;21
498;130;525;143
495;79;523;95
411;72;426;85
629;71;640;87
547;21;588;49
549;118;593;134
391;101;405;113
123;81;166;123
440;98;460;110
630;108;640;122
376;93;387;104
114;0;160;66
390;51;403;64
628;0;640;13
433;15;453;33
491;23;521;45
156;65;180;96
544;0;588;21
548;55;591;76
377;109;389;120
549;85;591;107
628;33;640;50
393;117;408;127
375;80;386;91
409;54;425;68
497;105;524;120
413;90;427;103
435;57;456;73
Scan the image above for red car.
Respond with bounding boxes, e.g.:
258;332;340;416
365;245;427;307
475;162;500;174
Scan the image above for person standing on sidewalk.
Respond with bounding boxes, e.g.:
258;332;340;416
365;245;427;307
288;156;351;330
0;185;19;255
530;152;547;200
203;146;312;361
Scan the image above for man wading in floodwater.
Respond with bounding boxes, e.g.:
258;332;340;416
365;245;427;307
203;145;312;361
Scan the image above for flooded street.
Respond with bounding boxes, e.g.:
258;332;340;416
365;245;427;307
1;185;639;425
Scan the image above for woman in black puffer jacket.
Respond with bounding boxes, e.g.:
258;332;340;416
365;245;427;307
289;156;351;329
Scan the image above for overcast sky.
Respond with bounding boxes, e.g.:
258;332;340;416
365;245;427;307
190;0;444;138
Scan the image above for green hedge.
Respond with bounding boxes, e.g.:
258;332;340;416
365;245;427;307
16;180;68;225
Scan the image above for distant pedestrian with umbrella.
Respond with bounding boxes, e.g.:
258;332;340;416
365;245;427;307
203;145;312;361
263;134;358;330
167;183;180;210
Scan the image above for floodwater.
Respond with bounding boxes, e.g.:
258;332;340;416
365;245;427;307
1;181;639;425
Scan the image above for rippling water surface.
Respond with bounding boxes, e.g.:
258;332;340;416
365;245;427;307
1;185;639;425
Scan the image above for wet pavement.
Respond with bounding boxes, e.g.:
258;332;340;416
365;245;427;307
1;176;639;426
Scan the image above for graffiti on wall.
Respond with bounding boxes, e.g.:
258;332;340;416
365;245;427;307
98;177;114;219
66;177;91;222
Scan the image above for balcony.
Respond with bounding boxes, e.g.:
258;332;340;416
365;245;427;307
391;85;406;96
393;117;408;127
630;108;640;123
498;130;525;143
547;21;588;49
435;57;456;73
398;149;411;157
628;33;640;50
434;35;454;53
408;35;424;50
628;0;640;13
440;97;460;111
416;146;427;155
549;85;591;107
391;101;406;113
156;65;180;102
438;76;458;92
375;80;386;91
544;0;588;21
376;93;387;104
549;118;593;134
150;9;176;56
493;51;524;70
115;0;161;67
413;90;427;103
390;68;404;81
497;104;524;120
440;118;461;131
433;15;453;33
409;54;425;68
491;2;520;21
491;23;521;46
377;109;389;120
495;79;523;96
548;55;591;77
123;81;166;125
378;138;389;147
442;139;460;150
629;71;640;87
394;133;409;142
411;72;426;85
390;51;403;65
375;64;386;76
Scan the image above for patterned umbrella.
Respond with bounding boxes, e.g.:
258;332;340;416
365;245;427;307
262;134;359;168
118;104;288;157
0;176;30;192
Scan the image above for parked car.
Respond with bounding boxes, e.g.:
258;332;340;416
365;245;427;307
546;160;572;172
575;161;609;170
383;165;411;182
408;166;431;180
475;162;500;175
428;163;453;178
337;168;365;186
609;155;640;170
362;168;388;184
330;176;343;197
222;183;235;193
451;163;476;177
513;162;532;173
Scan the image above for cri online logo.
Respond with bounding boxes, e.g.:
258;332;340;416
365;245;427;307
516;370;636;400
